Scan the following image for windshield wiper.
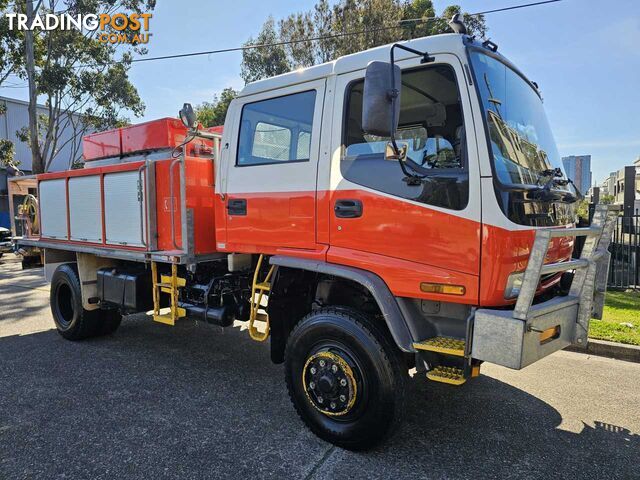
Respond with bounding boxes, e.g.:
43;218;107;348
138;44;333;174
530;168;582;203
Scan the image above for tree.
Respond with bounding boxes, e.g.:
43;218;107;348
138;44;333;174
0;0;23;85
240;17;289;84
20;0;155;173
600;194;615;205
195;87;238;128
0;104;16;167
576;198;590;221
0;0;27;168
241;0;487;83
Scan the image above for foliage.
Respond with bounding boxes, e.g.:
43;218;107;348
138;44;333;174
14;0;156;173
241;0;487;83
195;88;238;128
589;291;640;346
0;0;24;85
0;0;23;169
0;103;15;167
240;17;290;84
600;194;615;205
0;139;15;167
576;199;590;220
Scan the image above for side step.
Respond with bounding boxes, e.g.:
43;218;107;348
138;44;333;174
413;336;465;357
426;366;466;386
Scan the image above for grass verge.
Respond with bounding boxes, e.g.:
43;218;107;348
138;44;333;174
589;290;640;346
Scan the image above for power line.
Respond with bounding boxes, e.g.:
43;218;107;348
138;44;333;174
74;0;562;69
473;0;561;15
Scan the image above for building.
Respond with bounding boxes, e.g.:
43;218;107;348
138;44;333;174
0;96;82;228
611;158;640;216
600;171;616;197
562;155;592;195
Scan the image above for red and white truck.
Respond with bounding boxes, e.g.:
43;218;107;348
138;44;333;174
16;24;618;449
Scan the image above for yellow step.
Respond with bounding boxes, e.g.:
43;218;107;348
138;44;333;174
160;275;186;287
153;308;186;326
413;337;465;357
427;366;466;386
254;282;271;291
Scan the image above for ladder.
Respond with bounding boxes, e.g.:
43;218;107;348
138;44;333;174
247;254;275;342
151;262;186;326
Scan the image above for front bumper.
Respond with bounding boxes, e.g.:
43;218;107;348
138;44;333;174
471;205;619;370
472;296;580;369
0;241;12;253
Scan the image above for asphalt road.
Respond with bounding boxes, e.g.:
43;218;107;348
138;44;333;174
1;254;638;480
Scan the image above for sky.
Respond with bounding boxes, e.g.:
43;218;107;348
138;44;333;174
1;0;639;183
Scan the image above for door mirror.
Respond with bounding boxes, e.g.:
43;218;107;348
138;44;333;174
362;61;401;138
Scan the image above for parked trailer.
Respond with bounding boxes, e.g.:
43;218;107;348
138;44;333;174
19;26;618;450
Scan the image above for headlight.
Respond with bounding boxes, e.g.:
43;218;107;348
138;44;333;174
504;272;525;299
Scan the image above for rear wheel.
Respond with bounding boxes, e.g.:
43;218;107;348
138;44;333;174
284;308;406;450
50;263;122;340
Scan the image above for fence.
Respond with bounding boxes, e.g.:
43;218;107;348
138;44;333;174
608;214;639;290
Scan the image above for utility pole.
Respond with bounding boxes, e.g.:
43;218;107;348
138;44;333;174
24;0;44;173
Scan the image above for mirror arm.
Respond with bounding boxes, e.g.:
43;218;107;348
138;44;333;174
388;43;434;158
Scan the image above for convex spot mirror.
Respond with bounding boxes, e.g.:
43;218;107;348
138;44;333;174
362;61;401;138
179;103;197;129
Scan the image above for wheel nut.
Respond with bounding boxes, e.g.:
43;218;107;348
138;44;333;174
339;395;346;402
310;367;316;375
317;396;323;403
340;379;347;387
331;365;338;373
319;360;325;367
309;382;315;389
330;402;336;409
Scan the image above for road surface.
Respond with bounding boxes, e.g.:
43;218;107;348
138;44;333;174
1;255;638;479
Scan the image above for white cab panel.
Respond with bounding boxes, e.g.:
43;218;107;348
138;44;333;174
69;175;102;243
39;179;68;239
104;170;146;247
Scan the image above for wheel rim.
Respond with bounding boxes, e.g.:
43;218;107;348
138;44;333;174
55;283;75;329
302;348;360;417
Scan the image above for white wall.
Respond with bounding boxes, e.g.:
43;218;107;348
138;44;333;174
0;96;83;173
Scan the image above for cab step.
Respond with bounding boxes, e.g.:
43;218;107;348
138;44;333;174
426;366;466;386
413;336;465;357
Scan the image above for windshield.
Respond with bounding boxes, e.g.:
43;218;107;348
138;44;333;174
469;50;568;189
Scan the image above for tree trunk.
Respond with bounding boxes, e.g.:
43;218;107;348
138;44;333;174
24;0;43;174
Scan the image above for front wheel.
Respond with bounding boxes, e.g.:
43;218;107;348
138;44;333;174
284;308;406;450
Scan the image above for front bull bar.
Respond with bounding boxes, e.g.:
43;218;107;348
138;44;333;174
471;204;620;370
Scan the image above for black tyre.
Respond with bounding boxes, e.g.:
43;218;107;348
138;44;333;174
98;309;122;335
284;307;406;450
50;263;122;340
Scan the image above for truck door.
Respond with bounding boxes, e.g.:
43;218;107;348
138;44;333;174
327;54;482;303
222;80;326;254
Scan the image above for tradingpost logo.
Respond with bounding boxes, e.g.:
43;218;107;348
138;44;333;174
5;12;152;45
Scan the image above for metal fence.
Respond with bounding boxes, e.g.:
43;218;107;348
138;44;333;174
608;214;639;290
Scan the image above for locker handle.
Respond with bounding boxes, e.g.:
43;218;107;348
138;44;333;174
169;158;182;251
137;164;147;247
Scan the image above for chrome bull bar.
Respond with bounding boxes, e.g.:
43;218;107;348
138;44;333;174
471;205;620;370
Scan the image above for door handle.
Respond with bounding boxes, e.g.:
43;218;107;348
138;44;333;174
334;199;363;218
227;198;247;216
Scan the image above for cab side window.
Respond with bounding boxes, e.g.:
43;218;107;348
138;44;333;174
237;90;316;166
342;64;468;210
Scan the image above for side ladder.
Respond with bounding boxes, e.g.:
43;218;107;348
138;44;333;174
247;254;275;342
151;262;186;326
